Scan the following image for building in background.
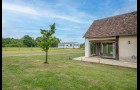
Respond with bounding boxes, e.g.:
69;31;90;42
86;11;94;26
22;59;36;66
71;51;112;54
58;42;80;48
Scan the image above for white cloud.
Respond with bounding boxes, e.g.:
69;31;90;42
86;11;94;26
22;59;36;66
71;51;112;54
113;6;137;16
2;2;96;24
53;15;83;23
2;28;41;39
2;20;8;27
2;3;41;16
20;30;40;33
2;0;137;43
2;19;6;24
112;0;137;15
42;11;95;24
2;19;9;29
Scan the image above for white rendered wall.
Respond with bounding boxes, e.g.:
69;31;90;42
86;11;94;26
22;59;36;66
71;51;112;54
119;35;137;62
85;38;91;57
74;46;80;48
58;43;80;48
58;46;64;48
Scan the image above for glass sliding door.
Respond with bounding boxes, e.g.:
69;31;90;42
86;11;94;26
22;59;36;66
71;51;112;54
102;42;116;58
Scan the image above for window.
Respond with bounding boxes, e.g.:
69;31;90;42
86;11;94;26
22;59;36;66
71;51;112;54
102;43;115;58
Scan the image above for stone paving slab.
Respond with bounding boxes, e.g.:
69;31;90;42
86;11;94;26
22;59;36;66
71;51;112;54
73;56;137;68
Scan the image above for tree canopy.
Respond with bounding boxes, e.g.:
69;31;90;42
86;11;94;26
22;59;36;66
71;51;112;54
2;38;23;47
22;35;36;47
2;24;60;48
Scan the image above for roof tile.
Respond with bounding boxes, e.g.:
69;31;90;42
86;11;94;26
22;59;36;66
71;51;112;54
84;11;137;38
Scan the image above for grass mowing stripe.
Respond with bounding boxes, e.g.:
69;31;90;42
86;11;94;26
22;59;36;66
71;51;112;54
2;49;136;90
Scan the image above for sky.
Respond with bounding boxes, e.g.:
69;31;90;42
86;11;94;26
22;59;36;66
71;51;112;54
2;0;137;43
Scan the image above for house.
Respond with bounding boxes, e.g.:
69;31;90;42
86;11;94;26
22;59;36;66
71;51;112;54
83;11;137;62
58;42;80;48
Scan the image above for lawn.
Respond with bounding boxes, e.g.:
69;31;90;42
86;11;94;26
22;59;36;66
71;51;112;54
2;48;137;90
2;47;84;54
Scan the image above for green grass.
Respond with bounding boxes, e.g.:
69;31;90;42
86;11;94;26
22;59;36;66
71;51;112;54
2;48;137;90
2;47;84;54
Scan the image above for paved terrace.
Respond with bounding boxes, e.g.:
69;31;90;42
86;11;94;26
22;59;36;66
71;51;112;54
73;56;137;68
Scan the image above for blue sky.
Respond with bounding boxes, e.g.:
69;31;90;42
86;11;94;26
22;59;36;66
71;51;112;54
2;0;137;43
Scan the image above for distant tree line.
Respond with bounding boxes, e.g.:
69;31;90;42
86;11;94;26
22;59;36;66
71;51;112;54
2;35;61;47
80;43;85;48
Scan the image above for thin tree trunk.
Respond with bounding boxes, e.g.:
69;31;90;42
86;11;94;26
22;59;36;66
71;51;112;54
44;50;49;64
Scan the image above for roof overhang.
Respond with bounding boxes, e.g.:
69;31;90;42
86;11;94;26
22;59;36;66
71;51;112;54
88;37;116;41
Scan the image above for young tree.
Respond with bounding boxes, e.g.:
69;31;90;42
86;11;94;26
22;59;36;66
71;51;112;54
37;23;56;64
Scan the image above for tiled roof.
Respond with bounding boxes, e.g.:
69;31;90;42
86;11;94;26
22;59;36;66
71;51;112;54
84;11;137;38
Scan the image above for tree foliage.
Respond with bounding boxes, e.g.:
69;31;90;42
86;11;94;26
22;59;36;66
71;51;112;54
2;24;60;49
50;37;61;47
38;24;56;51
2;38;24;47
22;35;36;47
80;43;85;48
37;23;57;63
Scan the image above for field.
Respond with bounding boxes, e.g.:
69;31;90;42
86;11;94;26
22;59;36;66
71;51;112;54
2;47;84;54
2;47;137;90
